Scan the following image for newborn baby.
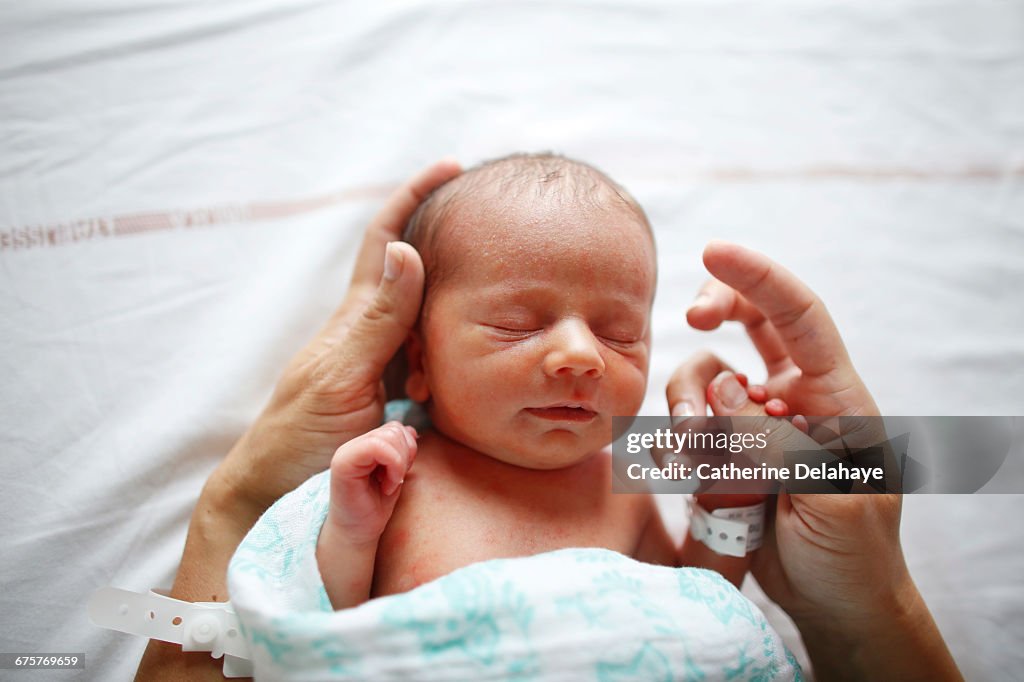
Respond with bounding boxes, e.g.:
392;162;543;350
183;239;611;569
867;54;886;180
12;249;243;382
318;153;702;609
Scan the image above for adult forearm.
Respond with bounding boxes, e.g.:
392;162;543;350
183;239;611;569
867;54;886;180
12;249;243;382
797;580;962;682
135;470;262;681
170;474;259;602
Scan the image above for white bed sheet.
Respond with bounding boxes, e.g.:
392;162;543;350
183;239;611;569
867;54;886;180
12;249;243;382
2;1;1022;680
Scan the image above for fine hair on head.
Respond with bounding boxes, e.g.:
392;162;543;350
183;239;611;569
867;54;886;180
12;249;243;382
402;152;653;290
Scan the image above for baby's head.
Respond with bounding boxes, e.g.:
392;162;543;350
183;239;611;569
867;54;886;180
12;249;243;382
402;153;656;469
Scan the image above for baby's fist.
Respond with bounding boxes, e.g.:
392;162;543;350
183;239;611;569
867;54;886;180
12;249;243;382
326;421;418;546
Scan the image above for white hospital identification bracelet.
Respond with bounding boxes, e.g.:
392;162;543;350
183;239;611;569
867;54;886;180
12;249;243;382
88;587;253;678
688;499;766;558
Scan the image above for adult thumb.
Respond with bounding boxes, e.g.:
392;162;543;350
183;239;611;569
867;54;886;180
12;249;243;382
338;241;425;381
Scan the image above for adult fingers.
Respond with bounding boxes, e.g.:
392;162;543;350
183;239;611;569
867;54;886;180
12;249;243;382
699;241;852;378
328;242;426;386
348;158;462;297
666;350;733;417
687;278;792;375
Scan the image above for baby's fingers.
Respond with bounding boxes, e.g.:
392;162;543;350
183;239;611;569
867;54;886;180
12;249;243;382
331;422;417;495
374;423;418;495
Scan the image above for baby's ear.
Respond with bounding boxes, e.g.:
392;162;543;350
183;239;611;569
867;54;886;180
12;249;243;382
404;330;430;402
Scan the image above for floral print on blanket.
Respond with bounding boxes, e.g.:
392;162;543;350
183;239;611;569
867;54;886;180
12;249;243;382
228;471;803;681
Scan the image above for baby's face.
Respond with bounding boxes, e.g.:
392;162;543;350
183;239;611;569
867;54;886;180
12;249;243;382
406;196;656;469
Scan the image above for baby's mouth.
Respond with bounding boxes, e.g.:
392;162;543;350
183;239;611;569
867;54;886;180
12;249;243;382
525;403;598;422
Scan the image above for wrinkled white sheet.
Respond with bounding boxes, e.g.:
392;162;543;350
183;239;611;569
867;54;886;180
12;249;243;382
1;1;1022;680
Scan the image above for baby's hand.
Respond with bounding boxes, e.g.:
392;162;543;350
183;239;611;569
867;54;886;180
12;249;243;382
683;372;796;587
326;421;418;547
735;373;790;417
318;422;417;609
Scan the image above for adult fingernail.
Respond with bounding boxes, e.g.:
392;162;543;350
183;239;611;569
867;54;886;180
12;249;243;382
383;242;402;282
716;373;747;410
671;401;695;418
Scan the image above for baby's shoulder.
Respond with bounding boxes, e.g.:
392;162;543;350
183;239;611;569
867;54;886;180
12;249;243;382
586;448;658;520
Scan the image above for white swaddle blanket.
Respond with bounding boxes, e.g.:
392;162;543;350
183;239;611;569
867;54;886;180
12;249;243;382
228;470;802;681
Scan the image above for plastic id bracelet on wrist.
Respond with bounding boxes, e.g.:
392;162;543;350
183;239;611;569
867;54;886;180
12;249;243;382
688;499;766;558
87;586;253;678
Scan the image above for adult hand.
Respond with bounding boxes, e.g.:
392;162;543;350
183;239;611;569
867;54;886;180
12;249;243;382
667;241;960;681
136;159;460;681
210;159;461;518
670;240;879;420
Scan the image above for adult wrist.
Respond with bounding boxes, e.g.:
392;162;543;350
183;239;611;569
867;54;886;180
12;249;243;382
166;472;258;606
198;455;268;541
793;570;927;680
207;422;285;518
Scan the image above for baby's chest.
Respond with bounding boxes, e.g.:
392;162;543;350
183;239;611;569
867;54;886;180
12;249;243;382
370;473;643;597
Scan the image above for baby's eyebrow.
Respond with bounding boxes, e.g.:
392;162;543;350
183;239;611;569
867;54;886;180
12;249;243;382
473;288;651;323
598;307;650;328
478;279;649;301
482;289;647;310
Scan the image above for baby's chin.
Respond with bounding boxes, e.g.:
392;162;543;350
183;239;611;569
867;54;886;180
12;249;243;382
476;430;611;471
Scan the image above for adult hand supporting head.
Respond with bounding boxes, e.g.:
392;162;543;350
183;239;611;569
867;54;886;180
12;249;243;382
210;159;461;517
667;242;961;681
136;159;461;681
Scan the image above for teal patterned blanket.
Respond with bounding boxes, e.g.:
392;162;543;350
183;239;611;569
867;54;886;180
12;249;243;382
228;471;802;681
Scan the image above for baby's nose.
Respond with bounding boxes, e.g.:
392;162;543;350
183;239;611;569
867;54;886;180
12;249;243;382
542;319;605;378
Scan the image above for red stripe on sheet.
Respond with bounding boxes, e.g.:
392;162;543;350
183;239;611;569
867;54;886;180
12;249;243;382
2;165;1021;252
0;184;393;253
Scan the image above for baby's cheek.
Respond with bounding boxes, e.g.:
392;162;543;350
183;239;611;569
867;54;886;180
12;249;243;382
607;359;648;415
432;353;479;400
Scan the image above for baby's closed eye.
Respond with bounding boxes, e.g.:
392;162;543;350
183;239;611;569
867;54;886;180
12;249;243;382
598;326;642;344
593;316;647;346
481;314;542;339
487;325;541;339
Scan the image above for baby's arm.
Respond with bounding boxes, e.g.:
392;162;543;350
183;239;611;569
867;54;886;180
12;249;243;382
636;492;762;587
738;373;789;417
676;374;784;587
677;494;765;588
316;422;417;610
634;497;679;567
